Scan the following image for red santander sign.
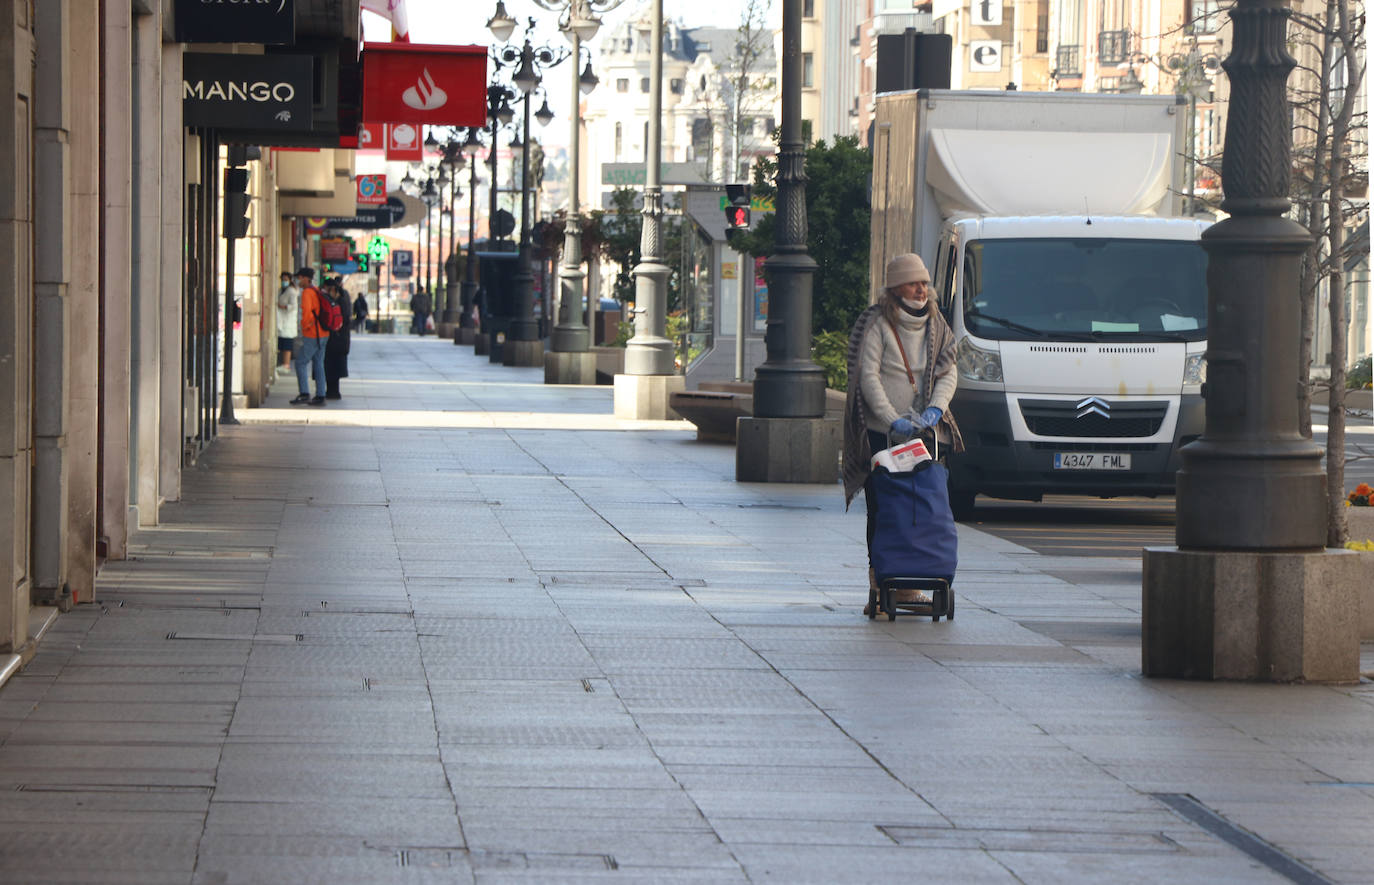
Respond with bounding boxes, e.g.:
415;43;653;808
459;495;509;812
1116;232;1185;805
361;43;487;126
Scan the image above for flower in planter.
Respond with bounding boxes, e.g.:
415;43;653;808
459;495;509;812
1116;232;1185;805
1347;482;1373;507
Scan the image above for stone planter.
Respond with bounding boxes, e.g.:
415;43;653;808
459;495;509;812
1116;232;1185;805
1346;504;1374;543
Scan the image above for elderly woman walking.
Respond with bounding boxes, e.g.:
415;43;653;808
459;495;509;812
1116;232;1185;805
842;253;964;617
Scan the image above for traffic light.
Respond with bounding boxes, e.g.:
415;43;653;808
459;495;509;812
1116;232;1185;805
724;183;751;238
352;252;369;273
223;168;250;239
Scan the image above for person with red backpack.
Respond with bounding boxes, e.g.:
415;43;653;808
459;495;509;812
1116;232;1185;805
323;278;351;400
291;268;329;406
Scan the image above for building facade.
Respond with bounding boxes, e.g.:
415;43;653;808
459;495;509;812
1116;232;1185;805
0;0;358;676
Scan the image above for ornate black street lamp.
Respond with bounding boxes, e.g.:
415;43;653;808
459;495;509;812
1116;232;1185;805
488;13;569;368
1141;0;1358;683
458;127;484;342
541;0;619;383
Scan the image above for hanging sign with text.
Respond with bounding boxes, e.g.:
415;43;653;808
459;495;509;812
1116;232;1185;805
357;174;388;206
175;0;295;45
182;53;313;131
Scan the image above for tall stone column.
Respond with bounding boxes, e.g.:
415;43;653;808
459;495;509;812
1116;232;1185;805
614;0;684;417
64;0;102;603
32;0;73;608
131;7;162;527
100;0;132;561
734;0;838;482
158;43;184;506
1141;0;1361;682
0;0;37;654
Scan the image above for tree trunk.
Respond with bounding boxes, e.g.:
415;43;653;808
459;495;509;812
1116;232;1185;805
1297;0;1338;439
1325;149;1348;548
1323;0;1361;548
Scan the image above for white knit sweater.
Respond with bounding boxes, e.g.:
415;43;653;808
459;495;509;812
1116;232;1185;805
858;308;957;435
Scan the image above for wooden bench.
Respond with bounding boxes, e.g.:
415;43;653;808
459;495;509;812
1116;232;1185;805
670;382;847;443
669;390;754;442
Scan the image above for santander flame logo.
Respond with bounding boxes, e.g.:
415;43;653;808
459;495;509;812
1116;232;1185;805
401;68;448;111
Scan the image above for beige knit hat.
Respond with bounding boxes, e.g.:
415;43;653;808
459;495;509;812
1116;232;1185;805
885;253;930;289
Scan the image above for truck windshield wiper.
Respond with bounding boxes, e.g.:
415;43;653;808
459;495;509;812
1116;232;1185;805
1081;328;1195;342
964;310;1046;338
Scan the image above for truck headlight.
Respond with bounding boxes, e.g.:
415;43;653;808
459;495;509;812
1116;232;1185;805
957;337;1003;383
1183;353;1207;386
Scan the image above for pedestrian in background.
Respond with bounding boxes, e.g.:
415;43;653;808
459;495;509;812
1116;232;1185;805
351;291;369;332
275;271;298;374
291;268;328;406
842;253;963;615
411;288;431;336
324;278;351;400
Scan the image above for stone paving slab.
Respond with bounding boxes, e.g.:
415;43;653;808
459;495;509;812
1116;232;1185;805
1;335;1372;883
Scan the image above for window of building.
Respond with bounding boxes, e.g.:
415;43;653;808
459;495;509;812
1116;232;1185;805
691;118;713;162
641;77;650;93
1056;0;1084;59
1036;0;1049;52
803;0;815;17
615;122;622;158
1186;0;1222;34
670;78;684;94
1055;44;1082;76
616;78;629;92
802;52;814;88
1098;30;1127;65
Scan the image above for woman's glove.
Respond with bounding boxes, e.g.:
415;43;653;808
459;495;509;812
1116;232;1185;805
914;406;943;429
890;417;916;437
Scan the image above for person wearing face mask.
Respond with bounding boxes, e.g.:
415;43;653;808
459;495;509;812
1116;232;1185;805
842;253;964;616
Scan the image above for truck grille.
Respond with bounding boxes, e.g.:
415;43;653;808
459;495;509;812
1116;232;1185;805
1019;398;1168;438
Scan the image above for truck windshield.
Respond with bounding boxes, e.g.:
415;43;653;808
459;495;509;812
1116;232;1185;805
961;238;1208;342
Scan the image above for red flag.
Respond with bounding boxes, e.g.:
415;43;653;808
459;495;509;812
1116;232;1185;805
361;43;487;126
385;123;424;161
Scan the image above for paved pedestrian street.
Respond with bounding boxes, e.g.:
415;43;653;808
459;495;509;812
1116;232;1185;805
1;335;1371;884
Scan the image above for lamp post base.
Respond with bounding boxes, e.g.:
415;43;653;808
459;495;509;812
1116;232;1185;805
545;351;597;385
735;416;842;484
1142;547;1362;682
550;324;590;353
613;373;684;420
502;338;543;368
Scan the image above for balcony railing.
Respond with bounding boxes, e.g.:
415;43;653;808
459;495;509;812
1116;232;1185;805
1098;30;1128;65
1055;45;1082;76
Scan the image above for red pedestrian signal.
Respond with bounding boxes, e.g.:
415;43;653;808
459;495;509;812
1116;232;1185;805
724;183;752;236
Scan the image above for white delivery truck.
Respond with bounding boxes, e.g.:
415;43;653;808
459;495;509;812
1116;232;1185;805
870;88;1210;517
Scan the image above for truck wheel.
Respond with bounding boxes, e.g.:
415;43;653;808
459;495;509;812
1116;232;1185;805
949;488;977;521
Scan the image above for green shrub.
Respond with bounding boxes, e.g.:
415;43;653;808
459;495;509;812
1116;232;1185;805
1348;356;1372;390
812;330;850;391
